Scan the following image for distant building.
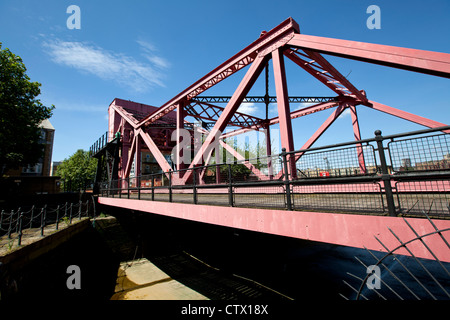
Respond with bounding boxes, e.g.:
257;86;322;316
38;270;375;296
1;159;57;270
21;119;55;176
50;161;62;176
401;158;412;169
415;154;450;171
3;119;60;195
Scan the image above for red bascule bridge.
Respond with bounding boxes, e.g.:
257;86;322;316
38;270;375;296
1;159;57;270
90;18;450;285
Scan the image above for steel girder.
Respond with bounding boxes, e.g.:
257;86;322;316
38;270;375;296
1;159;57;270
286;33;450;78
138;18;300;127
193;96;338;104
184;100;264;129
108;17;449;185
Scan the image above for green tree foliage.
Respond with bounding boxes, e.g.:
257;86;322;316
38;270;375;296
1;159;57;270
0;43;55;175
56;149;97;191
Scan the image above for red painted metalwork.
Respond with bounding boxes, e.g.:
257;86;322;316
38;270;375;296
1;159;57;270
138;18;300;127
185;100;264;128
101;17;449;198
99;197;450;263
287;33;450;78
349;105;366;174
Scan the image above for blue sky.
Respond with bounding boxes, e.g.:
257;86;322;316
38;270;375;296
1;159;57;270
1;0;449;162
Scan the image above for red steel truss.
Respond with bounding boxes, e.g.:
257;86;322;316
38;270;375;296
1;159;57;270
106;17;450;185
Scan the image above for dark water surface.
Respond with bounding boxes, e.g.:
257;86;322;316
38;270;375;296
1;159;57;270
113;209;450;301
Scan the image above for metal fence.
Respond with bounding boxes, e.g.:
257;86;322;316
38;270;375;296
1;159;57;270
388;132;450;173
89;131;108;157
0;200;96;250
99;126;450;218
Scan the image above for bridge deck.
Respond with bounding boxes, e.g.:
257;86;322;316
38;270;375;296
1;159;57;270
98;127;450;264
98;193;450;264
105;188;449;218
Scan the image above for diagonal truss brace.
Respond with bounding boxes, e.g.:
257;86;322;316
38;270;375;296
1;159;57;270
182;55;270;184
138;18;300;126
185;100;264;128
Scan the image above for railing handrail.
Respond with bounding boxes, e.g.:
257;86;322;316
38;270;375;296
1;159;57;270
0;199;97;248
98;126;450;218
284;125;450;156
101;125;450;182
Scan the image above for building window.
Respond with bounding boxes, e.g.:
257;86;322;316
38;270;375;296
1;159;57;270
22;163;43;174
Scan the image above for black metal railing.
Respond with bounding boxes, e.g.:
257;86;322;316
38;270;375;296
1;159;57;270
0;199;97;249
99;126;450;218
89;131;108;157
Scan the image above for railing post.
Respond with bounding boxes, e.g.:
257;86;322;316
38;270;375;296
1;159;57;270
69;203;73;224
375;130;397;217
228;164;234;207
14;208;21;233
29;205;35;229
151;175;155;201
138;175;141;200
0;210;4;231
127;177;130;199
40;207;46;236
56;205;60;230
7;210;13;239
15;208;21;233
78;200;82;220
281;148;293;211
17;213;23;246
193;168;198;204
169;170;173;202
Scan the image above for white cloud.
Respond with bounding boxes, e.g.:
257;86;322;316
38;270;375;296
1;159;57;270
136;39;157;52
237;102;258;115
42;38;170;92
339;108;352;118
137;39;171;69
